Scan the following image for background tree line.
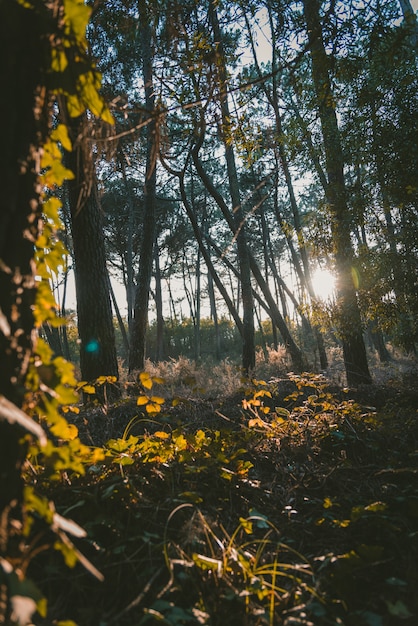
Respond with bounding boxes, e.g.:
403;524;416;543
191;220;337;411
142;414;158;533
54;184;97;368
47;0;417;387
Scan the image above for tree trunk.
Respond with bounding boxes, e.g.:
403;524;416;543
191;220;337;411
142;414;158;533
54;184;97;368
65;118;119;384
303;0;371;385
108;277;130;360
153;246;165;361
129;0;157;372
119;149;136;334
0;0;48;605
207;270;222;360
209;0;255;373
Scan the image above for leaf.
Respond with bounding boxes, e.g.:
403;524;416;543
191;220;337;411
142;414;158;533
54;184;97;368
139;372;153;389
248;417;264;428
137;396;149;406
63;0;91;41
42;197;62;223
96;375;117;385
50;422;78;441
81;385;95;394
154;431;170;439
385;600;413;619
150;396;164;405
54;540;78;568
239;517;253;534
66;93;84;118
146;403;161;414
352;611;383;626
51;124;72;151
248;509;270;529
37;597;48;618
192;554;222;574
62;405;80;415
365;501;387;513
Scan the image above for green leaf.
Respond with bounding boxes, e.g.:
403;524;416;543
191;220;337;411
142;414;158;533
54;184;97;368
385;600;413;619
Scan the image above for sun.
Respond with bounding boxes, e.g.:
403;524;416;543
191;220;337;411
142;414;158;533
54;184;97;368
311;267;336;301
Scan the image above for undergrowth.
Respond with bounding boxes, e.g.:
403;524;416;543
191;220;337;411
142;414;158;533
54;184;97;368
25;363;418;626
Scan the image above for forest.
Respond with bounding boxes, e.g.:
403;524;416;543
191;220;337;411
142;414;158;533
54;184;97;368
0;0;417;624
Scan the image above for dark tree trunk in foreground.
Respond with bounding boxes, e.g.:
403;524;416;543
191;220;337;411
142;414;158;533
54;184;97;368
303;0;372;386
0;0;49;593
129;0;157;372
66;116;119;384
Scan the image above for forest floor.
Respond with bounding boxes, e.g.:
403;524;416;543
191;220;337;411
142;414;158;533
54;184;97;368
30;352;418;626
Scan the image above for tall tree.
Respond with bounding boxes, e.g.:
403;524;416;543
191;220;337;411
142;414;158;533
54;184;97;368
208;0;256;373
129;0;158;372
65;114;119;384
0;1;112;619
302;0;372;385
0;0;50;530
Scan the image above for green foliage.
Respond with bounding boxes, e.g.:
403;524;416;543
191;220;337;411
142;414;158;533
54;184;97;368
20;366;417;624
2;0;116;623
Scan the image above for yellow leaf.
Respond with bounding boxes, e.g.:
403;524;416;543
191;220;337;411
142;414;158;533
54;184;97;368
150;396;164;405
36;598;48;619
152;376;165;385
66;93;84;118
146;403;161;414
62;406;80;414
42;197;62;223
192;554;222;573
51;124;72;151
77;71;114;125
51;48;68;72
239;517;253;535
81;385;95;394
154;431;170;439
139;372;153;390
248;418;264;428
51;422;78;441
63;0;91;41
90;447;105;463
137;396;149;406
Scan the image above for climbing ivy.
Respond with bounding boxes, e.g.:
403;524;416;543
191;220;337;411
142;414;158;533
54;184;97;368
1;1;114;624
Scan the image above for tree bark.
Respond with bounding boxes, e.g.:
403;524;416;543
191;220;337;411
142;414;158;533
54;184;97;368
129;0;157;372
65;118;119;384
208;0;255;373
0;0;49;606
153;246;165;361
303;0;372;385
